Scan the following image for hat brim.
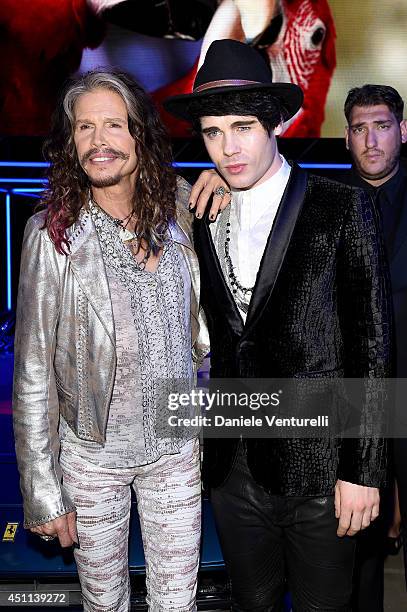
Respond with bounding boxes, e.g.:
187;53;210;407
163;82;304;123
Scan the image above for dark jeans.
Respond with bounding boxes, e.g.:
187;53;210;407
210;445;356;611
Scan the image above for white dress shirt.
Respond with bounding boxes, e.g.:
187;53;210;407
211;156;291;321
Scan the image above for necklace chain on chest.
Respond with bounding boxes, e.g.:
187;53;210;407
90;197;151;270
223;205;254;296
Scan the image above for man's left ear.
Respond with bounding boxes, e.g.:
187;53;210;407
401;120;407;144
274;122;284;136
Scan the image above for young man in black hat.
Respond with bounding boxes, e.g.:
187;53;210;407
164;40;393;610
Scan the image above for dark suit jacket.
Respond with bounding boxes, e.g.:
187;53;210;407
340;165;407;378
194;164;393;496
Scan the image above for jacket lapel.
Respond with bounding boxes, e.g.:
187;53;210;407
195;213;245;336
169;215;192;249
68;212;115;346
243;164;308;337
169;215;209;354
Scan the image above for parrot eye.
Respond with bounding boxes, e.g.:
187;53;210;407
311;26;326;47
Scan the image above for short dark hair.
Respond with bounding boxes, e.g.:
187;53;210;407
187;90;286;134
344;84;404;123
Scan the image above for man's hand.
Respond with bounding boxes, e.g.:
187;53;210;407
189;169;231;220
30;511;78;548
335;480;380;537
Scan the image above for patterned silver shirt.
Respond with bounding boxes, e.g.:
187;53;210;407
60;203;194;467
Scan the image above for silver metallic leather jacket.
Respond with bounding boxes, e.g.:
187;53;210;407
13;177;210;528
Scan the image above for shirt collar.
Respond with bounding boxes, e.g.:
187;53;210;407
350;163;406;199
232;156;291;228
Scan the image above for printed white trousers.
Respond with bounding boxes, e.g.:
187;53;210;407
59;439;201;612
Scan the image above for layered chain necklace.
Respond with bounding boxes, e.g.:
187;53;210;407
224;205;254;297
91;198;151;270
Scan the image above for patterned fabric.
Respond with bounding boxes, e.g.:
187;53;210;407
60;438;201;612
212;203;250;317
194;166;393;494
12;175;208;529
60;202;194;467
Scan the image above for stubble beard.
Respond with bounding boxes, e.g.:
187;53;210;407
87;173;123;188
80;148;131;188
354;142;401;183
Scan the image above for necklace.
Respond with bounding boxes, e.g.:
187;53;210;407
129;241;151;271
91;197;134;236
90;197;151;270
117;214;136;243
224;219;254;296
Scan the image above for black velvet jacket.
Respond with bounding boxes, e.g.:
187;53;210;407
193;164;393;496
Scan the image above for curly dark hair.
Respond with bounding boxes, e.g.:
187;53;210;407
187;90;286;135
42;69;176;254
344;84;404;124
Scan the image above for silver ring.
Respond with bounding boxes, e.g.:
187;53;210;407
213;186;231;198
40;535;56;541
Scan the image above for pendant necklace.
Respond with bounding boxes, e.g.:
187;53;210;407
91;197;151;270
118;219;135;242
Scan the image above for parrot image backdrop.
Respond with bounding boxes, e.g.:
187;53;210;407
0;0;406;138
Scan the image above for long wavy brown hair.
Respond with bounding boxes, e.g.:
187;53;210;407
42;69;177;254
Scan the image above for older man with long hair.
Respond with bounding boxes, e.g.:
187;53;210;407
12;69;223;611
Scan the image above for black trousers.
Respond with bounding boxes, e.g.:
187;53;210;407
210;446;356;611
394;438;407;588
351;486;394;612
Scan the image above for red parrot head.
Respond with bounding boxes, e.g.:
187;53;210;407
269;0;336;137
154;0;336;138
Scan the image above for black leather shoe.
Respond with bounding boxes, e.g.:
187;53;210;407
385;534;403;556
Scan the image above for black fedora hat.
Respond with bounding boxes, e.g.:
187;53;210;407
164;39;303;122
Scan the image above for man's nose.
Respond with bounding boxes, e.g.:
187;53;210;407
92;125;107;147
223;132;240;157
365;128;378;148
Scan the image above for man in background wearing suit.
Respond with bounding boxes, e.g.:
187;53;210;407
342;84;407;611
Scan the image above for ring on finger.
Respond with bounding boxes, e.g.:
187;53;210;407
213;186;231;198
39;534;56;541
